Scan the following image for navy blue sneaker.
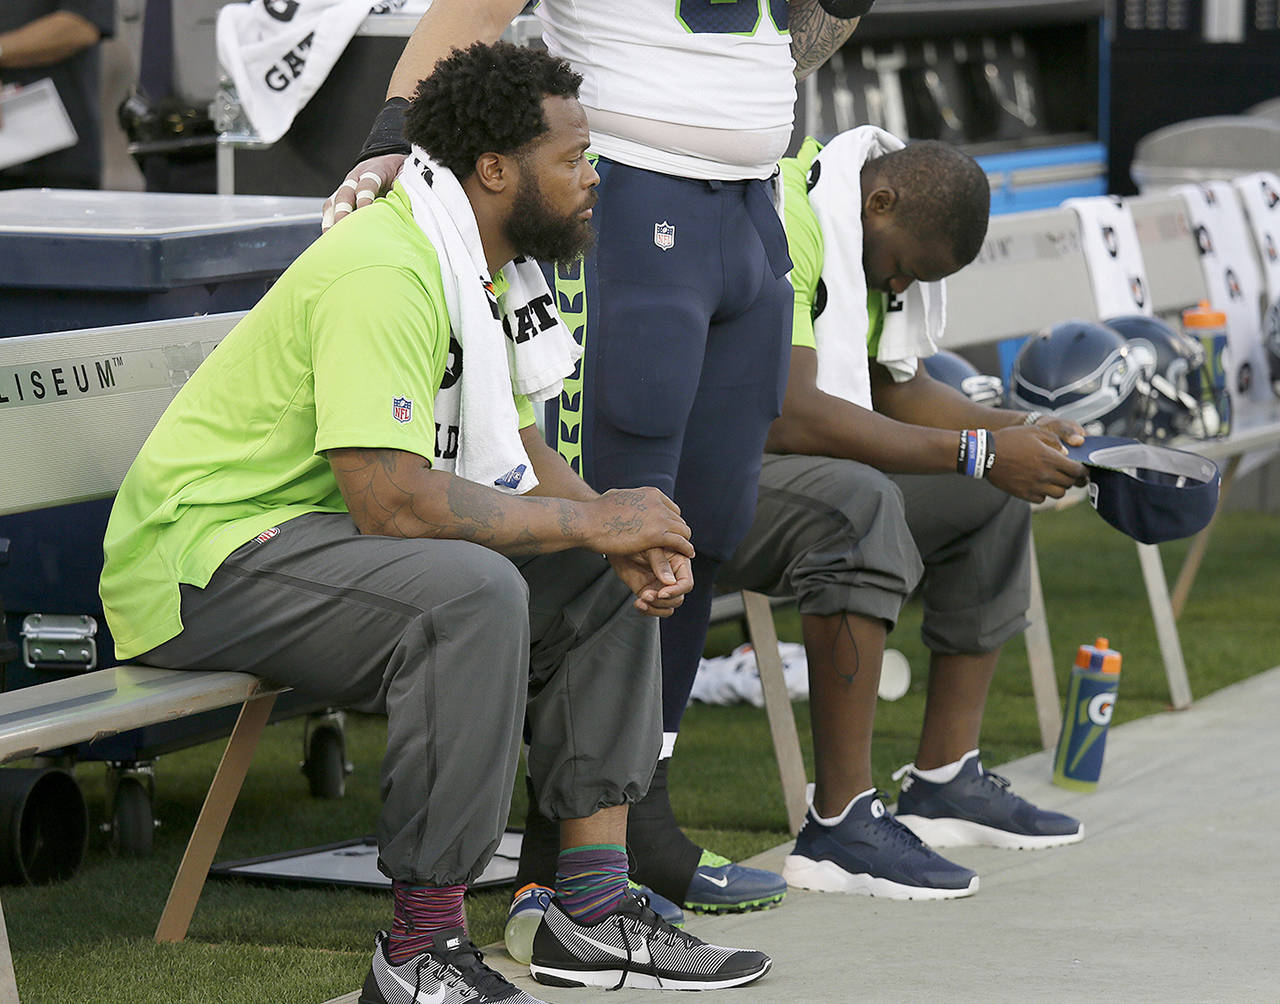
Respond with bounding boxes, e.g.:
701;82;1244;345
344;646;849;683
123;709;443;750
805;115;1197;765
783;788;978;900
682;850;787;914
894;753;1085;850
629;880;685;928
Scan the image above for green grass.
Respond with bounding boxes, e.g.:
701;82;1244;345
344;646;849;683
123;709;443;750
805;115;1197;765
7;505;1279;1002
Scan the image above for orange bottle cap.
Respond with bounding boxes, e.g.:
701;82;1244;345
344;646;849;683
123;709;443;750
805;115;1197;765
1181;299;1227;328
1075;638;1122;673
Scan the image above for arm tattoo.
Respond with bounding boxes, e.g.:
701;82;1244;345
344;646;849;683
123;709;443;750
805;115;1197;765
329;447;585;555
789;0;861;80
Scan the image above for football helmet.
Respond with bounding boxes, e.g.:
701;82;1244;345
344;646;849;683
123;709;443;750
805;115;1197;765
921;349;1005;406
1103;314;1220;440
1009;320;1154;436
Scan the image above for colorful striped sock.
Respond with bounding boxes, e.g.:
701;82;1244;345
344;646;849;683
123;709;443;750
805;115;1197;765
555;844;628;925
385;881;467;965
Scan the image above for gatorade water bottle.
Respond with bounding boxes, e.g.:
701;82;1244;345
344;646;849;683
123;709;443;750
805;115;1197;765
1052;638;1122;792
1181;300;1231;437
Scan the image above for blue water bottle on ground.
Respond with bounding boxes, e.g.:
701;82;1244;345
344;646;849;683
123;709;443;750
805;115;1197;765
1052;638;1122;792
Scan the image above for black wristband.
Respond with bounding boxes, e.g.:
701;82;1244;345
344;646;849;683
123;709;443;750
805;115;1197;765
357;97;412;162
818;0;876;16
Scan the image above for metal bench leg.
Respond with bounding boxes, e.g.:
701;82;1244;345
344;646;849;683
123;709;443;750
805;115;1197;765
1136;543;1193;710
741;590;808;836
0;895;19;1003
155;692;277;943
1171;453;1240;619
1023;531;1063;749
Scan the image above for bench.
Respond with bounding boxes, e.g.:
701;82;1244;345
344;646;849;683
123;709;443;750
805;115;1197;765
726;187;1280;837
0;313;268;1000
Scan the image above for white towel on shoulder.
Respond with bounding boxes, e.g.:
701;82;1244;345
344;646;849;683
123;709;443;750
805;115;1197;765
1064;195;1152;318
806;127;946;410
216;0;372;145
1232;172;1280;304
397;147;582;493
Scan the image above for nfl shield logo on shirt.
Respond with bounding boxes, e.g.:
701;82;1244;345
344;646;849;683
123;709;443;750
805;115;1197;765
654;221;675;251
392;396;413;423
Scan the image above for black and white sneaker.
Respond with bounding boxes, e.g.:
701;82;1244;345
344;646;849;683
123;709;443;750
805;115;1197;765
360;928;548;1004
529;894;771;991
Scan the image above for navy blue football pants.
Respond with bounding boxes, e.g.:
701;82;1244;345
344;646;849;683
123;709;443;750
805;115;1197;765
545;157;793;737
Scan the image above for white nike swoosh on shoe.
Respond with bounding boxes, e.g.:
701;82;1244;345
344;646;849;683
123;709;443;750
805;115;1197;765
385;968;449;1004
700;873;730;888
575;930;652;966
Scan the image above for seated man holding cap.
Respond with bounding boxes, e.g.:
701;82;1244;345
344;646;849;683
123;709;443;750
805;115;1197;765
716;128;1090;900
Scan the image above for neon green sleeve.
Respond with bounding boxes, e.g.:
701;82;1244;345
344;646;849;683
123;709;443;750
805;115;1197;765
312;266;449;461
514;394;537;429
780;155;824;351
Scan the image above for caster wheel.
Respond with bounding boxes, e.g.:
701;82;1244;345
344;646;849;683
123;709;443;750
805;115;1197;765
303;724;350;799
110;775;154;857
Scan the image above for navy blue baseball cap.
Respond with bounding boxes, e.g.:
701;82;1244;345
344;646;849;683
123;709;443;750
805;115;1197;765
1064;436;1220;544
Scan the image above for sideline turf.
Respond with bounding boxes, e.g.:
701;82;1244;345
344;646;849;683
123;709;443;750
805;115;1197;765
6;506;1276;1002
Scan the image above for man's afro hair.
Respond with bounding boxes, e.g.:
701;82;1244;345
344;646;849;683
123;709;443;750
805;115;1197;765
404;41;583;178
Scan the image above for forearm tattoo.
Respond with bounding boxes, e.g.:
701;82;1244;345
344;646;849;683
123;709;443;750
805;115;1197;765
329;448;582;555
789;0;861;80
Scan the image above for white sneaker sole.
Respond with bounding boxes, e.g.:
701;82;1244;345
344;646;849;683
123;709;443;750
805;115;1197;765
781;855;978;900
895;814;1086;850
530;957;771;991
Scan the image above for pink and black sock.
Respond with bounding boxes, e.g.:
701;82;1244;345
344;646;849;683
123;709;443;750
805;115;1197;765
385;881;467;965
555;844;628;925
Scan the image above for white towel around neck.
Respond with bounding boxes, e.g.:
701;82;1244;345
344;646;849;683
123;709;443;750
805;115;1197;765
216;0;373;145
396;147;582;493
807;126;946;409
1064;195;1153;318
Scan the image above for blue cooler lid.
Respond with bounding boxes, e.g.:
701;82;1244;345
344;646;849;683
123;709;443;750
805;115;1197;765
0;189;321;291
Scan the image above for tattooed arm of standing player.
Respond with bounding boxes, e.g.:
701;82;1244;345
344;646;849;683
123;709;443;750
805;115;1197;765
327;446;695;563
518;425;694;616
788;0;862;81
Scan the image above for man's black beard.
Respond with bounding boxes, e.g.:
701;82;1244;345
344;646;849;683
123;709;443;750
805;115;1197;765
504;174;595;265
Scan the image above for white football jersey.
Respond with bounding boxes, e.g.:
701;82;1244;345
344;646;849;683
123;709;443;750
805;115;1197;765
536;0;796;180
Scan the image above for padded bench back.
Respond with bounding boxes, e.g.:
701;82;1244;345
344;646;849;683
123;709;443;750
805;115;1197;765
944;207;1099;349
1127;193;1211;317
0;313;242;517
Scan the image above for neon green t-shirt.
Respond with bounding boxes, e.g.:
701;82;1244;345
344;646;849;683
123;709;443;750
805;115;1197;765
782;136;884;355
101;183;535;659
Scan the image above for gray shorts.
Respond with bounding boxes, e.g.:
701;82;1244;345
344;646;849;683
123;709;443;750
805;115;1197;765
716;454;1031;654
140;512;661;886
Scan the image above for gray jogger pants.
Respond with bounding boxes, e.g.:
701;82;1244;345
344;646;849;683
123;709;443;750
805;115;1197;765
139;512;661;886
716;454;1032;654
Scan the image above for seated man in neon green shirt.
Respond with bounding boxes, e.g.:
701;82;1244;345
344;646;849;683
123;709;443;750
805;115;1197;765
100;42;771;1002
716;130;1090;901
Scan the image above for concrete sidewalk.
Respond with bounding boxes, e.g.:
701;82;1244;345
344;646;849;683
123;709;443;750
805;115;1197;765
332;663;1280;1003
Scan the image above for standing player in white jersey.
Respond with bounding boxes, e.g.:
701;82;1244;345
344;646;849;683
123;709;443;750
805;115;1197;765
325;0;873;932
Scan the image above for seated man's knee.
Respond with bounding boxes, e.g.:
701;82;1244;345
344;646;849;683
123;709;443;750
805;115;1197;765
411;542;529;619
